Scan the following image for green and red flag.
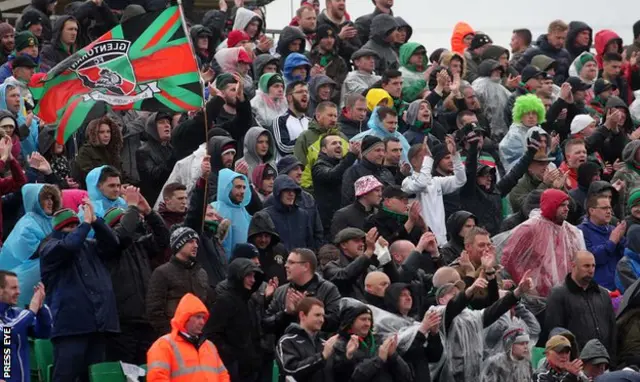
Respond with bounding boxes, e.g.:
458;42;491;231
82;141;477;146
33;6;202;144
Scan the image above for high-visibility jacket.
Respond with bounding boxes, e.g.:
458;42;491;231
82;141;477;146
147;293;230;382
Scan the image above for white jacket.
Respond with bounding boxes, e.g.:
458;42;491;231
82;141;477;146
153;143;206;209
401;154;466;246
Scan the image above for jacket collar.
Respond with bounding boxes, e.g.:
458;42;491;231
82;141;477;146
565;273;599;293
170;255;196;269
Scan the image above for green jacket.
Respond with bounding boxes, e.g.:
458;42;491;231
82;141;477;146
508;172;549;214
399;42;428;102
293;120;349;191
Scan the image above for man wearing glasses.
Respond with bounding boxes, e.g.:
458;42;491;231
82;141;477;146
263;248;341;339
577;193;626;290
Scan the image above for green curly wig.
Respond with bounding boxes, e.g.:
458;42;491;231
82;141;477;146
512;94;546;125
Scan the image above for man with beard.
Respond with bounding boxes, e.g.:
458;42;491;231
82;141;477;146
355;0;394;48
499;189;586;298
312;134;360;234
341;135;396;205
481;326;533;382
271;80;310;160
214;73;254;153
545;251;617;356
0;23;14;66
510;29;532;66
317;0;360;63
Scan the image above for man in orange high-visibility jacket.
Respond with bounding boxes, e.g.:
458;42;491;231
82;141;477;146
147;293;230;382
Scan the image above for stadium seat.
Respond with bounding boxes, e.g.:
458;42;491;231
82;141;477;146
89;362;126;382
531;347;545;369
33;339;54;382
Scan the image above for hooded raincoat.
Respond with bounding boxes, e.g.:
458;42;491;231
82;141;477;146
239;125;276;176
0;82;39;158
361;14;400;74
211;169;252;257
136;112;176;203
341;69;381;108
250;74;288;128
283;53;311;84
146;293;230;381
450;22;474;55
612;140;640;216
0;184;59;307
276;26;306;60
399;42;428;102
472;60;512;138
352;106;411;163
480;324;534;382
80;165;127;220
566;21;593;61
595;29;624;69
496;190;586;297
440;211;476;265
40;15;77;69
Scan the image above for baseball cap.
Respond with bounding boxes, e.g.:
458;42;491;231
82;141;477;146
545;335;572;353
566;76;591;92
11;54;37;69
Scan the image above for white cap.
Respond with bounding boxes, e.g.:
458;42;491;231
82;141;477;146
570;114;596;135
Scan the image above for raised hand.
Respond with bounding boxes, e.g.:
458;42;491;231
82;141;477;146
28;152;52;174
514;269;534;297
364;227;379;258
610;221;627;244
123;186;140;206
420;310;442;334
346;335;359;359
82;198;96;224
445;135;457;155
265;277;279;299
465;276;488;298
201;155;212;178
0;136;11;161
322;334;339;359
137;192;152;215
416;231;438;254
458;250;475;276
235;159;249;176
29;282;46;313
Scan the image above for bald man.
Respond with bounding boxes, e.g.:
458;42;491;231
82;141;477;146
389;240;415;265
545;251;616;356
364;271;390;308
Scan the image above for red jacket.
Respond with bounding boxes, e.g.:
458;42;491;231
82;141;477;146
0;157;27;246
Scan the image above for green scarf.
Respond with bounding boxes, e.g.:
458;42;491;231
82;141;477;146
204;220;219;234
358;332;378;356
382;206;409;223
412;120;432;134
319;53;334;68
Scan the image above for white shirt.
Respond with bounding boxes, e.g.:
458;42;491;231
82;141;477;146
402;154;467;246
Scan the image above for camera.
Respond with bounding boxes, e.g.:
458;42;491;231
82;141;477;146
461;123;486;139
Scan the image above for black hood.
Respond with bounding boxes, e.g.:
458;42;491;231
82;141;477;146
37;124;57;156
272;175;301;210
31;0;50;14
603;96;632;132
276;26;306;58
338;302;373;333
189;24;214;51
586;180;618;207
207;136;237;171
446;211;476;244
227;258;264;295
481;44;509;61
50;15;76;45
566;21;593;58
395;17;412;41
0;110;18;136
369;14;398;44
521;188;543;216
383;283;410;315
478;59;503;77
577;161;602;189
253;53;279;79
247;211;281;247
202;10;226;46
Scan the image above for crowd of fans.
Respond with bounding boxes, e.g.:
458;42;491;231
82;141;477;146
2;0;640;381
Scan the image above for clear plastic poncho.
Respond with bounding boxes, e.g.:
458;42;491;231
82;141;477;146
494;209;586;297
472;77;511;138
250;91;288;128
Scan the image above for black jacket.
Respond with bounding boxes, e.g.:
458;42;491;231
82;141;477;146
440;211;476;265
330;201;378;240
339;115;367;140
514;34;573;84
566;21;593;61
206;135;237;203
185;178;228;291
247;212;288;285
341;158;396;206
22;0;53;43
354;7;392;51
107;207;169;324
545;274;617;362
317;10;361;66
264;274;341;339
40;15;77;69
364;208;422;245
209;258;265;379
332;303;413;382
460;141;533;235
312;151;358;235
136;113;177;203
323;250;398;301
276;324;332;382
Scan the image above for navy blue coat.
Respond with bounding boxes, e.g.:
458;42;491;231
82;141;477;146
261;175;313;252
40;219;121;338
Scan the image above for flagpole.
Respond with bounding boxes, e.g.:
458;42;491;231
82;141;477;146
177;0;210;233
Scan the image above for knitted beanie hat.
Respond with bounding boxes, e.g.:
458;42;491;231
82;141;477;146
52;208;80;231
103;207;125;227
361;135;384;156
574;52;596;75
170;227;199;253
227;29;250;48
628;188;640;209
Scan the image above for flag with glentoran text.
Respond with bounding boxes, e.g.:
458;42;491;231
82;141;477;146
33;6;202;144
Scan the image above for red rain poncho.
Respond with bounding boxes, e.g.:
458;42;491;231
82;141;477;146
497;190;585;297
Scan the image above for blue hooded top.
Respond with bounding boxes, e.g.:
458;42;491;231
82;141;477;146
0;81;39;157
283;53;311;85
212;168;252;258
351;106;411;163
80;165;128;219
0;184;55;307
